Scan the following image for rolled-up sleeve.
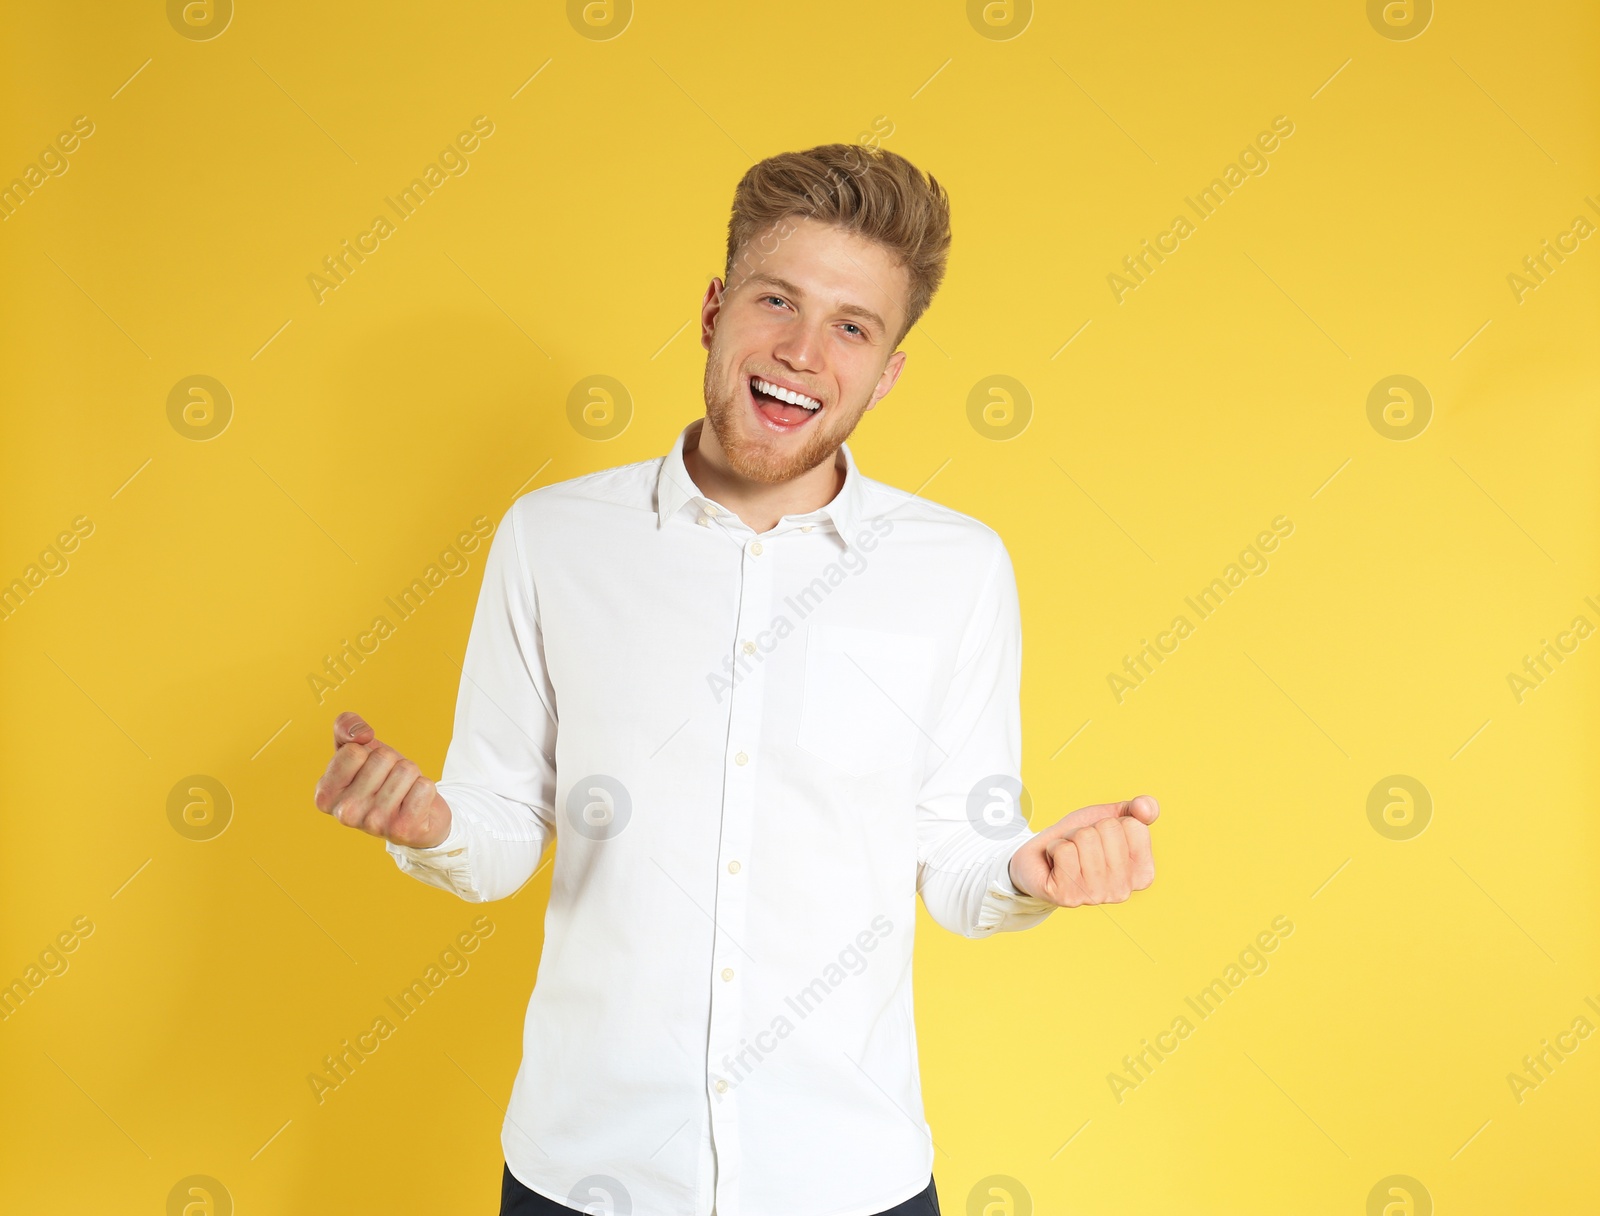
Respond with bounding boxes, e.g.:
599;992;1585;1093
915;535;1057;938
387;499;557;902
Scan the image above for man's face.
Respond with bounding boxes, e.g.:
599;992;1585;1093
700;215;910;484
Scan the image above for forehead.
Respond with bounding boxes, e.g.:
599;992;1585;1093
733;215;908;334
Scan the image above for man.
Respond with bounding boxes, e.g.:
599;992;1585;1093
312;143;1159;1216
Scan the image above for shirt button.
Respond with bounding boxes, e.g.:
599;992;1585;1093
727;860;741;874
714;1079;729;1093
802;525;814;532
697;515;712;527
734;751;748;766
742;640;757;656
750;541;764;556
721;967;735;982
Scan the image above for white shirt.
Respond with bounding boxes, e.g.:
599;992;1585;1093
388;418;1057;1216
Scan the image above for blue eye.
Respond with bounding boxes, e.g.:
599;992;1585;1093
842;323;862;336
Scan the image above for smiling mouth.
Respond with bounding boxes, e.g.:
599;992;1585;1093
748;375;823;431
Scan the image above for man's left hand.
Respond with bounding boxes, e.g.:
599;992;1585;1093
1007;795;1159;907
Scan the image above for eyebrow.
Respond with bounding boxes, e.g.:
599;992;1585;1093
742;272;888;337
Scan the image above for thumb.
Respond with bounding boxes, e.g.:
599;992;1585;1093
334;712;377;750
1123;794;1160;825
1045;795;1161;842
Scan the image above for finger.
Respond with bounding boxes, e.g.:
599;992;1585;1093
362;756;423;837
332;743;401;829
1123;818;1155;889
1046;839;1088;908
396;772;438;835
1096;819;1133;901
332;712;376;753
1071;825;1108;900
313;742;374;814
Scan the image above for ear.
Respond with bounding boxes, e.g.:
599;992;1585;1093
863;349;907;412
700;278;725;352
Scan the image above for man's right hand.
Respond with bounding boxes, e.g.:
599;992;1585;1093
313;711;454;848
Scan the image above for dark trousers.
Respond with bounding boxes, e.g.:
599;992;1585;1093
500;1162;941;1215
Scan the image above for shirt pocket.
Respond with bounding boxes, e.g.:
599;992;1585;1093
796;623;939;778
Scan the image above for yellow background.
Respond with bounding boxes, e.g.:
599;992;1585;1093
2;1;1596;1212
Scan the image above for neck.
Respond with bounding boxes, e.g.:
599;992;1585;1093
682;417;845;534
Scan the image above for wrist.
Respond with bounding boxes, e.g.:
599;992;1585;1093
1006;847;1027;897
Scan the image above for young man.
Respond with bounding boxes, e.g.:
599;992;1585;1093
313;144;1159;1216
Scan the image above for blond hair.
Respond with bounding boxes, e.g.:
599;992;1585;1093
723;143;952;348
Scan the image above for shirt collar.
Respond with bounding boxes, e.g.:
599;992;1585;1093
656;417;868;553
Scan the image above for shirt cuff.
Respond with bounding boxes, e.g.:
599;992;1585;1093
976;834;1058;932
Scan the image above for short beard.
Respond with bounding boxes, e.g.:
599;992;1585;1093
701;342;859;485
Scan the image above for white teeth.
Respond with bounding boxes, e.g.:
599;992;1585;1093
752;378;821;410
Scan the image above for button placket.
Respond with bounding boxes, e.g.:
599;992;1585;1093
705;527;772;1215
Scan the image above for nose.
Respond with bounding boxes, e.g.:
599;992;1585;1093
772;319;821;373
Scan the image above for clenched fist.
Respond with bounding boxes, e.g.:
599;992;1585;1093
1008;795;1159;908
312;711;453;848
